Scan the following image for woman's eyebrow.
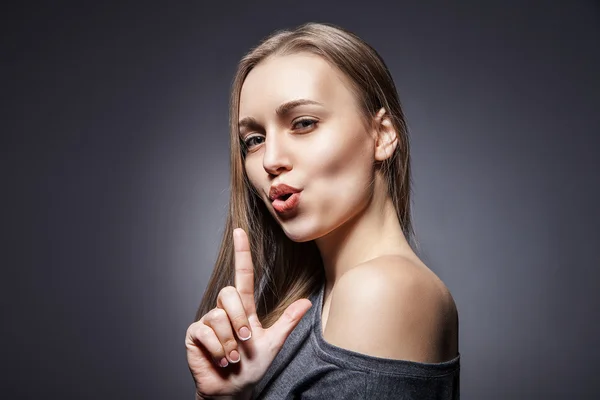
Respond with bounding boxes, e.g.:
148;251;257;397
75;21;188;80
238;117;261;134
238;99;325;133
275;99;324;117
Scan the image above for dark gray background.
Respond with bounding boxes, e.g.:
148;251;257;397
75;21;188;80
3;1;599;399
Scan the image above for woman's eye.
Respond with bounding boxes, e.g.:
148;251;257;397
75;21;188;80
244;135;265;148
292;119;317;130
242;119;316;152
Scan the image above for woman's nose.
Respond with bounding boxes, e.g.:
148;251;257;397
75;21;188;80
262;134;292;176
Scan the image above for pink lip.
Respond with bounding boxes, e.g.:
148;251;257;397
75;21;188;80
271;192;301;214
269;183;302;202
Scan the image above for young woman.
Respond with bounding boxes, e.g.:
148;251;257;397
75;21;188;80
186;22;460;399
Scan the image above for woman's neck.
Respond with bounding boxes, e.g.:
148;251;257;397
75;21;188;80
314;184;412;292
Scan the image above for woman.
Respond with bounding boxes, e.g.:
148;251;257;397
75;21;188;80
186;22;460;399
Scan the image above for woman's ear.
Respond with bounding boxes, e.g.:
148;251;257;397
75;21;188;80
373;108;398;162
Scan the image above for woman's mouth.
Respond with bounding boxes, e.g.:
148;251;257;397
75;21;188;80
271;192;301;214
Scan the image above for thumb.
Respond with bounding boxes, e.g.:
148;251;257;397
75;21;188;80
267;299;313;350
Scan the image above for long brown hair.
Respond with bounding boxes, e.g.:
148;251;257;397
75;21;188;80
195;22;414;328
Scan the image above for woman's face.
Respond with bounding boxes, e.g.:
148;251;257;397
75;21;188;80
239;52;377;242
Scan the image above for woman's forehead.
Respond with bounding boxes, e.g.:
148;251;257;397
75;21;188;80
239;53;356;118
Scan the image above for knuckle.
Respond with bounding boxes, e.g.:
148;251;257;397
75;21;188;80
282;310;296;324
197;326;213;341
222;337;238;350
219;285;237;297
211;344;226;359
185;323;194;337
214;308;228;320
186;325;198;343
231;314;248;327
207;307;227;321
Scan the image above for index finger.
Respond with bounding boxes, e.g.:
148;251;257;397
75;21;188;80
233;228;257;318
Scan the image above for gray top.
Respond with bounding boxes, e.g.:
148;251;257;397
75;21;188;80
251;282;460;399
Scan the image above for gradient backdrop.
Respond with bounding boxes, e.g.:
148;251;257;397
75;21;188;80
3;1;599;399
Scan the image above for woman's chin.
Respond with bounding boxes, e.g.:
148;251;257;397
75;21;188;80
279;223;321;243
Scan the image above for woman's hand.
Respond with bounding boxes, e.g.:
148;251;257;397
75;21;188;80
186;228;313;399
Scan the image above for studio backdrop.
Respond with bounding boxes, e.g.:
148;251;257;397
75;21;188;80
3;1;599;399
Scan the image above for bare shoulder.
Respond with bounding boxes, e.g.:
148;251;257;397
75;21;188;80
323;255;459;363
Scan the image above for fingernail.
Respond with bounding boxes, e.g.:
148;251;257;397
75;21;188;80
219;357;228;368
239;326;252;341
229;350;240;363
